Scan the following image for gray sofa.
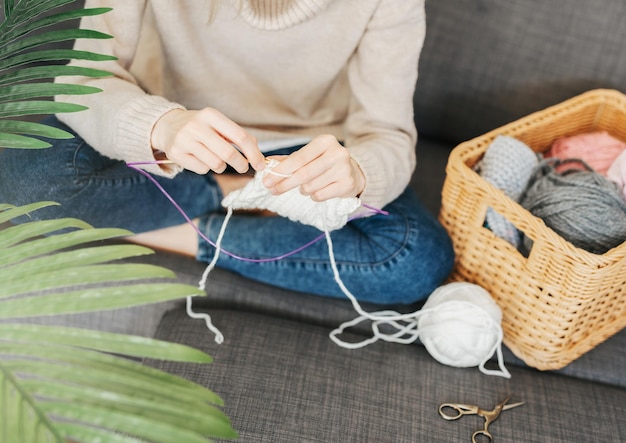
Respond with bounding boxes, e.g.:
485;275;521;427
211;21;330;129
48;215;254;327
33;1;626;442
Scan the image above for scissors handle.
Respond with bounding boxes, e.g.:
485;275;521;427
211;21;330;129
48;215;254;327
438;403;479;420
472;429;494;443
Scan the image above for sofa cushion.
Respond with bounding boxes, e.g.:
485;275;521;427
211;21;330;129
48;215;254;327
414;0;626;143
149;308;626;443
141;249;626;389
411;137;453;215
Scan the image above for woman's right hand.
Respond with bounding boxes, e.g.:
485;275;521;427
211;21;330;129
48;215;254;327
151;107;265;175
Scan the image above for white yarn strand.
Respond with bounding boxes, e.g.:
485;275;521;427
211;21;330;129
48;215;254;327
326;219;510;377
188;162;510;377
188;206;234;344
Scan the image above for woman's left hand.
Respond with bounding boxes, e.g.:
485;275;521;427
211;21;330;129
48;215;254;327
262;134;365;201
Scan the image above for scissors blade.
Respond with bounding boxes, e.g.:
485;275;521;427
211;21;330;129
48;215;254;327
502;401;525;411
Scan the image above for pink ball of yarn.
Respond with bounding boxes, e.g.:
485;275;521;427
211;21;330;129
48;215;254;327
545;131;626;175
607;149;626;200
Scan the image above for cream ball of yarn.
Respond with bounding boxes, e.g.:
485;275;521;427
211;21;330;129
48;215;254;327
418;282;503;369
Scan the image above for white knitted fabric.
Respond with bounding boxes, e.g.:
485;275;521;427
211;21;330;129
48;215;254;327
222;160;361;232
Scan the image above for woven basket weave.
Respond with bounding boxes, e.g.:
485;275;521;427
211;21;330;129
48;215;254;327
439;89;626;370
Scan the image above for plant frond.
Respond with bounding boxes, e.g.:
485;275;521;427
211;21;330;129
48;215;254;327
0;333;236;441
0;65;111;86
0;263;176;298
0;82;101;103
1;339;236;440
0;282;203;318
0;2;235;440
0;48;116;71
0;325;214;366
0;99;86;118
0;362;64;443
1;5;111;46
0;130;51;148
0;203;203;314
0;119;74;138
0;202;230;443
0;200;58;223
0;243;156;284
0;28;111;61
0;216;94;249
0;224;132;265
40;402;232;443
0;342;217;400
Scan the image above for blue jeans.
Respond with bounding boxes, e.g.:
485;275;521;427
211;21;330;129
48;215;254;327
0;116;454;304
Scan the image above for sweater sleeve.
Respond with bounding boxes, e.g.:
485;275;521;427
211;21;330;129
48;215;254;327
54;0;185;177
345;0;426;209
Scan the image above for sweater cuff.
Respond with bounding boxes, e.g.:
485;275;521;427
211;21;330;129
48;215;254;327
115;95;186;178
349;146;388;211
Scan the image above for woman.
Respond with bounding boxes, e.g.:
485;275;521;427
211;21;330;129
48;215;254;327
0;0;454;304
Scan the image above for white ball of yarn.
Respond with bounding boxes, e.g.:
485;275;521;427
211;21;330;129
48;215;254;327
418;282;503;369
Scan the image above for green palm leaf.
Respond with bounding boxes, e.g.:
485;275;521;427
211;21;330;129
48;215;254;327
0;82;101;103
0;48;116;71
0;99;86;118
0;119;74;138
0;1;114;149
0;201;236;442
0;28;111;58
0;64;111;86
1;2;237;441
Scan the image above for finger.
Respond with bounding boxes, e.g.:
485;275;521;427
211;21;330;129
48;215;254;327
308;182;344;202
269;139;326;177
177;141;227;174
268;160;324;194
301;169;356;201
199;109;265;171
202;130;250;173
264;148;327;191
299;167;336;196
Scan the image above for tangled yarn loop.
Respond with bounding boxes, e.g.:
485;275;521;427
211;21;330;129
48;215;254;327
520;159;626;254
330;281;510;378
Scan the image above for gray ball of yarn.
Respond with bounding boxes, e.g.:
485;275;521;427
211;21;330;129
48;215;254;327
476;135;540;246
520;159;626;254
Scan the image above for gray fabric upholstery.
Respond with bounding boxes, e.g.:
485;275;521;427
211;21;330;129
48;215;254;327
150;308;626;443
414;0;626;143
411;138;452;215
140;228;626;389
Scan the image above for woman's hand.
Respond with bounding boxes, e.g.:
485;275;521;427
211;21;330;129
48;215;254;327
151;108;265;174
262;134;366;202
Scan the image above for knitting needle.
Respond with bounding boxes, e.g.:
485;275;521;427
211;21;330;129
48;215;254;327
155;158;271;165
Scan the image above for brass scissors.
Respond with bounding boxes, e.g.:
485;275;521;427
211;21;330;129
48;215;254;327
438;395;524;442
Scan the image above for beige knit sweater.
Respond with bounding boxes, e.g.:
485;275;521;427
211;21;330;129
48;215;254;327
56;0;426;209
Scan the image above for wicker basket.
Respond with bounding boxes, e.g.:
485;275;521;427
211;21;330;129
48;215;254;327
439;89;626;370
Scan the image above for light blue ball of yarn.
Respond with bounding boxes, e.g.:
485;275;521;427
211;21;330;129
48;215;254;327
477;135;540;246
520;159;626;254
